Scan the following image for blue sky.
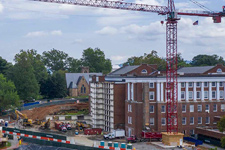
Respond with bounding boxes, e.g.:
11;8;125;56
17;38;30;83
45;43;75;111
0;0;225;66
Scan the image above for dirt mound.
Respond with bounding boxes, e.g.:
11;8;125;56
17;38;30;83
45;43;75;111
22;102;89;121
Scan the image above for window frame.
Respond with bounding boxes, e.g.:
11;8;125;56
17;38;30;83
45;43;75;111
213;104;217;112
220;90;224;99
219;82;223;87
161;105;166;113
196;91;201;99
196;82;201;87
205;104;210;112
212;91;216;99
149;105;154;113
188;91;193;99
206;117;210;124
190;117;194;125
150;118;154;125
204;82;208;87
190;105;194;113
182;104;186;113
181;91;185;100
161;118;166;126
188;82;193;87
182;117;186;125
149;92;154;100
204;91;209;99
141;69;147;74
181;82;185;88
198;117;202;124
149;82;154;88
212;82;216;87
198;105;202;112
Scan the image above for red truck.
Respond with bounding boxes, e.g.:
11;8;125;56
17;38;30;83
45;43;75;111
127;131;162;143
55;122;67;132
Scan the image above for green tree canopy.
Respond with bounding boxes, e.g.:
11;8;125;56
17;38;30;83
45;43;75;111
0;74;19;113
67;57;82;73
218;116;225;132
0;56;12;76
81;47;112;74
8;50;40;100
191;54;224;66
42;49;70;72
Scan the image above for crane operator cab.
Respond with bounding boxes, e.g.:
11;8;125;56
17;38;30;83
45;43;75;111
223;6;225;12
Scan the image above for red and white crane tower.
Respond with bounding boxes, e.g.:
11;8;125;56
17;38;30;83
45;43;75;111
31;0;225;133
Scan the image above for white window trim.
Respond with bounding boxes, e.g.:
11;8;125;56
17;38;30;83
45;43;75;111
198;105;202;112
221;104;225;112
188;82;193;87
150;118;154;125
196;91;201;99
141;69;147;74
204;82;208;87
182;117;186;125
204;91;209;99
220;90;224;99
128;116;132;124
128;104;132;112
220;82;223;87
206;117;210;124
161;118;166;126
205;104;210;112
150;105;154;113
213;104;217;112
181;91;185;100
149;83;154;88
149;91;154;100
190;105;194;113
182;105;186;113
190;117;194;125
212;82;216;87
196;82;201;87
212;91;216;99
189;91;193;100
198;117;202;124
181;82;185;88
161;106;166;113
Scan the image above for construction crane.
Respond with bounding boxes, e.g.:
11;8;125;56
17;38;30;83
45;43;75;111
30;0;225;133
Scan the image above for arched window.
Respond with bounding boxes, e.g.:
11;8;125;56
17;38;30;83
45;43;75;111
217;68;222;73
84;87;86;93
81;85;84;93
141;69;147;74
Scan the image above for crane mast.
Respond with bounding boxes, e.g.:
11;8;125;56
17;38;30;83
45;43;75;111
31;0;225;134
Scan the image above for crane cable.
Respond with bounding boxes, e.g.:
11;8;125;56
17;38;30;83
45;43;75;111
189;0;212;12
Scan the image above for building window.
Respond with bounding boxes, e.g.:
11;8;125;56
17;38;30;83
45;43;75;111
198;117;202;124
161;118;166;126
206;117;210;124
198;105;202;112
204;82;208;87
149;92;154;100
142;69;147;74
204;91;209;99
150;105;154;113
182;117;186;125
189;82;193;87
212;82;216;87
212;91;216;99
217;68;222;73
181;91;185;100
197;91;201;99
182;105;186;112
221;104;225;112
150;118;154;125
189;91;193;99
128;104;132;112
190;130;195;135
161;105;166;113
190;117;194;125
128;116;132;124
220;91;224;99
81;84;86;93
190;105;194;112
220;82;223;87
149;83;154;88
213;104;217;112
205;104;210;112
196;82;201;87
181;82;185;88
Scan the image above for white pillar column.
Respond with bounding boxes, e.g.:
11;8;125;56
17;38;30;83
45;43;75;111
186;82;189;101
201;82;204;101
209;82;212;101
157;82;160;102
217;82;220;100
161;82;164;102
131;83;134;101
128;83;130;100
193;82;197;101
178;82;181;102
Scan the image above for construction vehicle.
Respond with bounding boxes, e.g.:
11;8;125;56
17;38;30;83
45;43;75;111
15;110;32;126
40;118;50;130
104;129;125;139
55;122;67;132
76;121;91;131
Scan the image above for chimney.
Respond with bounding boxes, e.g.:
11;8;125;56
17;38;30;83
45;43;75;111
143;82;150;128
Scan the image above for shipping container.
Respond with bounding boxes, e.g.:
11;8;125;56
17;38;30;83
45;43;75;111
84;128;102;135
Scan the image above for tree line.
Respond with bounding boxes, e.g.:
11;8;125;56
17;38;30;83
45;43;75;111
0;48;225;112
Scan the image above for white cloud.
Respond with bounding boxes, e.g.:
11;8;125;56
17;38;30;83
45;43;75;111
96;27;118;35
51;30;62;36
25;30;62;37
0;2;3;13
111;55;131;64
73;39;83;43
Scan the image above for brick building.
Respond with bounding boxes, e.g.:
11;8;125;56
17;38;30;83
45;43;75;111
89;64;225;137
66;67;102;97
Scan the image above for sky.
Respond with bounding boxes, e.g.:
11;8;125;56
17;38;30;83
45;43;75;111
0;0;225;66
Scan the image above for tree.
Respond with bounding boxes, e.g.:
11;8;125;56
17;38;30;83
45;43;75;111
81;47;112;74
218;116;225;132
191;54;224;66
177;53;191;68
42;49;70;72
0;56;12;76
0;74;19;114
8;50;40;100
40;70;67;98
123;50;166;70
67;57;82;73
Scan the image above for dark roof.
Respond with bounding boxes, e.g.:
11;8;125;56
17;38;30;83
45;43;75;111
178;66;214;74
108;65;139;76
66;73;102;88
